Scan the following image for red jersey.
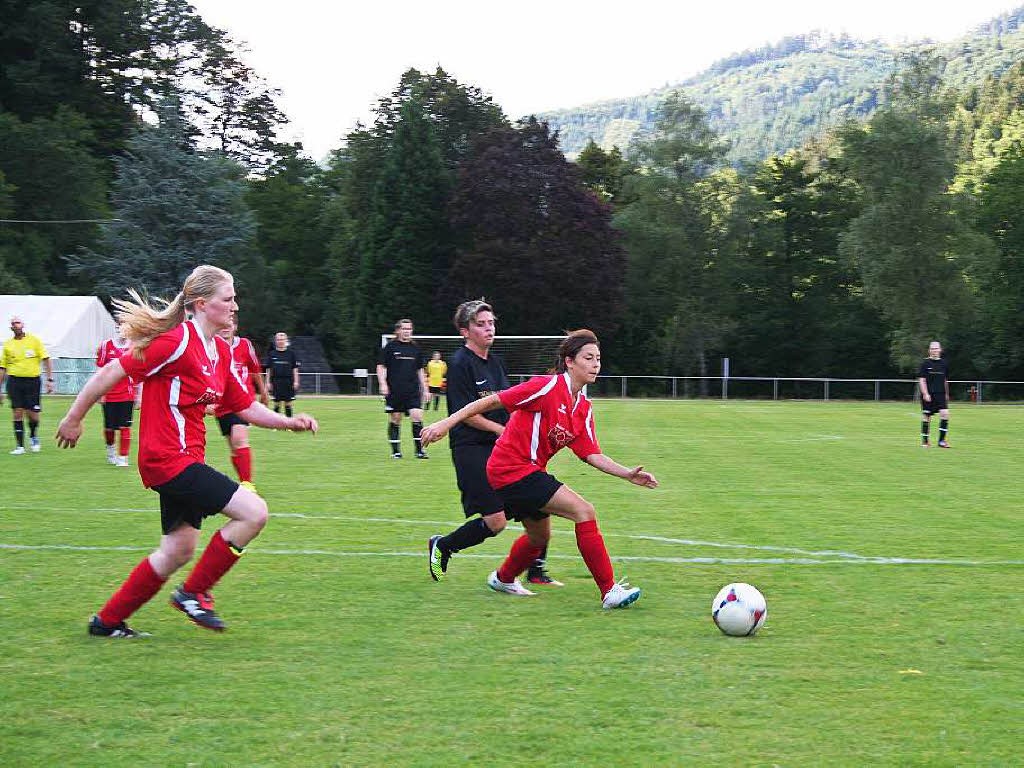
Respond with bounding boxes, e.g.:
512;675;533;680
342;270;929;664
488;373;601;489
96;338;135;402
214;336;262;417
118;320;253;487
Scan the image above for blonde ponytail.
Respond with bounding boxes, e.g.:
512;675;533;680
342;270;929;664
114;265;233;360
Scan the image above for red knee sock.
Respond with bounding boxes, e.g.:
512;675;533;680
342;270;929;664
497;534;544;583
183;530;242;594
104;429;115;447
97;556;166;626
231;447;252;482
575;520;615;596
118;428;131;457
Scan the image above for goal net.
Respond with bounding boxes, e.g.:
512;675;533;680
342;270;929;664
381;335;566;377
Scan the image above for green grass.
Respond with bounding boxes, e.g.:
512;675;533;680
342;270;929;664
1;397;1021;766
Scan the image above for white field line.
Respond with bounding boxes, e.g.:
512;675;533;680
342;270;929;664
1;505;1022;566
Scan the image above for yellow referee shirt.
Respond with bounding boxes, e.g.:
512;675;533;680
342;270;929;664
1;333;48;377
427;359;447;388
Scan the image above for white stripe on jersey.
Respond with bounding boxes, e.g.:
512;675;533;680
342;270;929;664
146;322;190;377
169;376;186;451
530;412;541;462
515;374;559;407
585;408;595;443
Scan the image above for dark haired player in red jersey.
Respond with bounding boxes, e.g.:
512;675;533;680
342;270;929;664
95;328;136;467
215;315;270;490
57;265;318;638
422;329;657;609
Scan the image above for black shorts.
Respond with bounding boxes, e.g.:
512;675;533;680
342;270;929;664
452;443;504;518
152;462;238;535
217;412;249;437
494;470;563;522
7;376;41;411
428;386;443;395
102;400;133;430
271;379;295;402
385;390;422;415
922;392;948;415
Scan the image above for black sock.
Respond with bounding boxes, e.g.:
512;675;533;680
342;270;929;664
388;423;400;454
921;421;930;444
29;420;38;439
13;419;24;447
285;404;292;417
273;403;280;413
939;419;949;442
529;546;549;574
439;517;496;554
412;421;423;453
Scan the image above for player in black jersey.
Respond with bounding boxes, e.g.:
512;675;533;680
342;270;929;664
376;319;428;459
918;340;951;448
427;299;561;586
265;332;300;417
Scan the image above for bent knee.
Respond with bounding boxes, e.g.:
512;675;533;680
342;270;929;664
576;501;596;522
484;513;507;534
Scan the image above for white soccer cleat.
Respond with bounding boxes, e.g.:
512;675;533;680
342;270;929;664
486;570;535;596
107;447;117;464
9;446;25;455
602;578;642;610
115;455;129;467
30;438;40;453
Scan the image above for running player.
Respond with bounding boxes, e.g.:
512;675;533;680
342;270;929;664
215;315;269;490
918;340;951;448
95;328;135;466
1;314;54;454
421;329;657;609
376;318;428;459
426;350;447;411
265;332;300;416
56;265;318;638
427;300;562;586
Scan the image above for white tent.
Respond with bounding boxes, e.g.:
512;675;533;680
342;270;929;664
0;295;116;359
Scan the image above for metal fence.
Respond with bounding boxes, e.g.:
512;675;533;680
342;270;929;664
44;369;1024;403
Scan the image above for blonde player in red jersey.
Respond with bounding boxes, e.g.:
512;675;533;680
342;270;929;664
95;328;136;466
57;265;318;638
421;330;657;610
214;315;269;491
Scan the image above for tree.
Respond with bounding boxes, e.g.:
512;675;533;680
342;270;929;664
446;119;625;339
70;100;256;299
575;140;631;204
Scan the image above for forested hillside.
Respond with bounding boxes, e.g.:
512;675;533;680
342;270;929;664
539;8;1024;160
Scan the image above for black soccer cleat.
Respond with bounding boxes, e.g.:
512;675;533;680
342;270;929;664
416;451;429;459
527;567;564;587
391;451;403;459
88;614;149;638
170;586;226;632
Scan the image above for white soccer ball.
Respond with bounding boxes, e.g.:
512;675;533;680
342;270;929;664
711;582;767;636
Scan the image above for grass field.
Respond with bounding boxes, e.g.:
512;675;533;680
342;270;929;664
2;397;1022;766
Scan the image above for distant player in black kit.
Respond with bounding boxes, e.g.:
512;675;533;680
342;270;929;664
427;299;561;586
918;340;951;448
376;318;428;459
265;332;300;417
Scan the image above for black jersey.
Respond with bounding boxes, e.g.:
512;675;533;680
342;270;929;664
917;357;949;393
378;340;425;395
447;346;510;448
265;347;299;381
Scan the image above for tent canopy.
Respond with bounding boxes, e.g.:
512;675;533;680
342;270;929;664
0;295;116;358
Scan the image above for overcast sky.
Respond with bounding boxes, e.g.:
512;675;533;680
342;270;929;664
190;0;1020;161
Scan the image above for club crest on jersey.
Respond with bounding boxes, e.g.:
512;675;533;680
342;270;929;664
547;423;575;449
195;387;220;406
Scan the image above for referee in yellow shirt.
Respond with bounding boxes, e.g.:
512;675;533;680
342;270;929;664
0;315;54;454
426;350;447;411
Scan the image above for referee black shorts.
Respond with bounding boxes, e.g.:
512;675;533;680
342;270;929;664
152;462;238;535
102;400;134;430
217;412;249;437
7;375;41;411
385;390;422;415
452;443;504;518
272;379;295;402
922;392;948;415
494;470;563;522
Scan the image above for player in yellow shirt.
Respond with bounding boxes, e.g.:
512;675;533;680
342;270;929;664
426;351;447;411
0;315;54;454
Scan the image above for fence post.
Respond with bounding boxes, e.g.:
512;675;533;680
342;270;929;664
824;380;829;401
875;380;880;401
773;378;778;400
621;376;627;398
316;373;321;395
977;381;983;404
672;377;677;399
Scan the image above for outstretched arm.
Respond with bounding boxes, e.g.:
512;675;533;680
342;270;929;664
56;361;128;447
585;453;658;488
420;393;503;447
238;400;318;433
